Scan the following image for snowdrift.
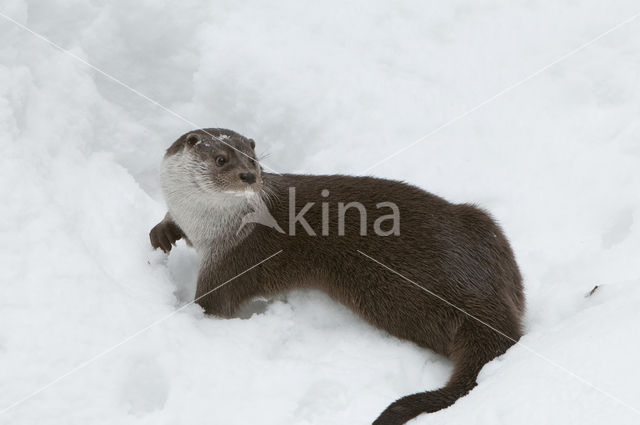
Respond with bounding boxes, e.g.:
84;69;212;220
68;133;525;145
1;1;639;424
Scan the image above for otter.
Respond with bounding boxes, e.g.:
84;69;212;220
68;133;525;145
150;128;525;425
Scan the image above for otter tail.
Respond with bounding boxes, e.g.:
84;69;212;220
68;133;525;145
373;320;518;425
372;356;481;425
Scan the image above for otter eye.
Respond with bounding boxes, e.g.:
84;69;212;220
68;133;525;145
215;156;226;167
250;158;256;166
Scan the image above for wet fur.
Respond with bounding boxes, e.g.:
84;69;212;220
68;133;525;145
150;128;525;425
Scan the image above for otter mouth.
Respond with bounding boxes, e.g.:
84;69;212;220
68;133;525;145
192;175;261;198
223;188;261;199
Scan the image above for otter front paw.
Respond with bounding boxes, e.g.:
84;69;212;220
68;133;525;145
149;220;184;253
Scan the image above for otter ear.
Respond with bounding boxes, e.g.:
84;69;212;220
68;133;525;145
185;133;200;146
249;139;255;149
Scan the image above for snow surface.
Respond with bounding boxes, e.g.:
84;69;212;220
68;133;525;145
1;1;640;424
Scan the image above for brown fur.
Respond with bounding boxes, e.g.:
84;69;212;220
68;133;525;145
150;128;525;425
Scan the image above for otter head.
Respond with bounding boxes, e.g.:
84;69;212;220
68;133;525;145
161;128;263;203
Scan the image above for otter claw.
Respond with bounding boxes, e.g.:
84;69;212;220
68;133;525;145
150;220;183;253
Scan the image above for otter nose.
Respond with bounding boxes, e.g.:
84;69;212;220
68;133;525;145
239;172;256;184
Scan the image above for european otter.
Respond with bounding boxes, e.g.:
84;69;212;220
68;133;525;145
150;128;525;425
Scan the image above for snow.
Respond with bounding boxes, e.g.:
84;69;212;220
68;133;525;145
1;0;640;424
